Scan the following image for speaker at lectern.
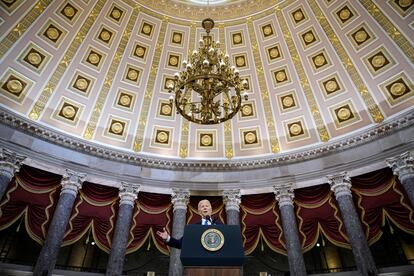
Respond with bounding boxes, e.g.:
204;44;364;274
180;224;244;276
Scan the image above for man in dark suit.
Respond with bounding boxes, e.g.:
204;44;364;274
156;199;222;249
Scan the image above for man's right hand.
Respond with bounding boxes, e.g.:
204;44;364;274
156;227;169;241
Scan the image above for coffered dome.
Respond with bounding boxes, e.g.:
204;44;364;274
0;0;413;165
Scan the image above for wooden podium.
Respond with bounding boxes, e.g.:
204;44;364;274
180;225;244;276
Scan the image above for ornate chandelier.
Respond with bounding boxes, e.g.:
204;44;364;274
168;18;248;125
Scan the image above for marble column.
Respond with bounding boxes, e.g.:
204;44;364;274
274;184;307;276
327;172;377;276
386;152;414;207
222;189;241;225
0;148;26;201
33;169;86;276
106;182;140;276
168;188;189;276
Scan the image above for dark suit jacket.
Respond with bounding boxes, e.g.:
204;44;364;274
166;218;223;249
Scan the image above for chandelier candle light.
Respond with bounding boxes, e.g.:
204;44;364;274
168;18;249;124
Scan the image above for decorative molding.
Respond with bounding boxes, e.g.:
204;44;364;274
0;108;413;171
386;152;414;183
60;169;86;197
119;181;140;206
275;5;330;142
274;184;294;208
246;17;280;153
171;188;190;212
29;0;106;120
222;189;241;212
327;172;352;199
0;0;53;59
83;6;140;139
0;148;26;179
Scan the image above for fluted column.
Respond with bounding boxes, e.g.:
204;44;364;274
106;182;140;275
33;169;86;276
223;189;241;225
0;148;26;200
386;152;414;207
169;188;190;276
327;172;377;276
274;184;307;276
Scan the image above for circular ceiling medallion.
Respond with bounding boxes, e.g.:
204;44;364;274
127;69;138;80
263;26;272;35
236;57;245;66
88;53;100;64
371;55;385;68
399;0;412;8
6;79;23;94
304;32;314;43
390;82;406;96
233;34;242;44
245;132;256;144
242;104;252;116
337;107;351;120
276;71;286;82
111;122;124;134
294;11;304;21
142;25;151;34
63;6;75;17
62;105;76;118
325;80;338;92
27;52;42;65
120;95;131;106
157;131;169;143
355;30;367;43
135;47;145;57
100;31;111;41
111;9;121;19
173;33;182;43
46;27;59;40
201;134;212;146
161;104;172;114
282;96;294;107
75;78;88;90
314;55;326;66
339;9;351;20
289;123;302;136
169;56;178;66
269;48;279;58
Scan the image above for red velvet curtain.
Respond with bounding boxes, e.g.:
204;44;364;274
0;165;61;244
351;168;414;245
62;182;119;253
241;193;284;254
128;192;172;255
1;166;414;256
294;184;349;251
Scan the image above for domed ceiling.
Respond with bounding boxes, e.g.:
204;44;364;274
0;0;413;162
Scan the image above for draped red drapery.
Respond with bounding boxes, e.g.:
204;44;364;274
0;166;413;256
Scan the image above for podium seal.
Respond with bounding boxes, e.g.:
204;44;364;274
201;228;225;251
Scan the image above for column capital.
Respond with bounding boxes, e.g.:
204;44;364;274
386;151;414;182
119;182;140;207
0;148;26;179
327;171;352;199
222;189;241;212
273;184;295;208
60;169;86;197
171;188;190;212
